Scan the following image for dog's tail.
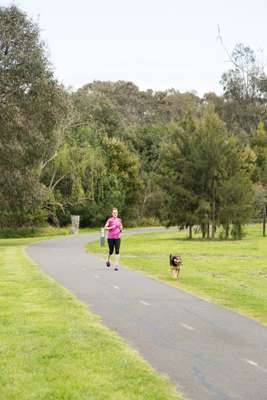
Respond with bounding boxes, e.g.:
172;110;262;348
169;254;172;266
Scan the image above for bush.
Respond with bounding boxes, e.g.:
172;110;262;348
136;217;161;227
230;224;246;240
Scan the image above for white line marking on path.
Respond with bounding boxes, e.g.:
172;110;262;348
112;285;120;290
246;359;258;367
140;300;150;306
181;323;195;331
245;359;267;373
94;275;100;279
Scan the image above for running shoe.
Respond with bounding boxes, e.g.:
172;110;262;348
106;261;111;267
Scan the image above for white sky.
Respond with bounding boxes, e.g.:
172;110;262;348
2;0;267;96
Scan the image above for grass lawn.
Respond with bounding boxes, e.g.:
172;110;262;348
0;225;98;238
0;237;182;400
88;225;267;326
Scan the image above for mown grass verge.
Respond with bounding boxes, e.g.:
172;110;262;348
88;225;267;325
0;237;182;400
0;226;99;238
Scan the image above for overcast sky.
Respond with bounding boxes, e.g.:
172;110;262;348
2;0;267;96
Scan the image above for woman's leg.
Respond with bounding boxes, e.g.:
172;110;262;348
114;239;121;270
107;239;115;267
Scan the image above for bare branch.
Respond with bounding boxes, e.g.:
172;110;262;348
48;169;57;189
51;173;70;190
217;25;267;81
40;151;58;171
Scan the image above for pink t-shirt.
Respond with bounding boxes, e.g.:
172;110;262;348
106;217;122;239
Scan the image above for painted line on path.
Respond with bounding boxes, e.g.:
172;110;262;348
112;285;120;290
140;300;151;306
181;323;195;331
245;359;267;373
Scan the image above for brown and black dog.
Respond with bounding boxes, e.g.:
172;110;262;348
169;254;182;279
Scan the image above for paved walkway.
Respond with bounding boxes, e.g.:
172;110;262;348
27;229;267;400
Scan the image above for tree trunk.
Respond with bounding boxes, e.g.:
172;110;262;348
225;223;229;240
263;205;266;237
189;225;193;239
237;224;242;239
207;223;210;239
212;197;216;240
201;223;206;239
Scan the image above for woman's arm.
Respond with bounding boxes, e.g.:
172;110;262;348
104;220;110;230
104;220;114;230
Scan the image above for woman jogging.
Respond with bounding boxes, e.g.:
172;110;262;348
104;207;123;271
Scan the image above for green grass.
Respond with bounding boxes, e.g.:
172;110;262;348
0;225;99;238
88;225;267;325
0;226;70;238
0;237;182;400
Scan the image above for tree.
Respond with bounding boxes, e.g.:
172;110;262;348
0;6;68;226
191;106;230;238
220;43;267;137
251;122;267;235
158;106;255;239
73;88;122;137
254;184;267;237
251;122;267;182
158;115;199;238
100;136;143;223
218;152;255;239
126;123;171;220
192;108;255;239
41;140;108;226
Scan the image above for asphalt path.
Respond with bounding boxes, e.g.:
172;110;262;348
27;229;267;400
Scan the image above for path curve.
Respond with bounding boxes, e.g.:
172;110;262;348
27;229;267;400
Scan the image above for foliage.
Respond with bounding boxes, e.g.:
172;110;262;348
0;5;68;227
220;43;267;136
158;107;255;238
1;5;267;233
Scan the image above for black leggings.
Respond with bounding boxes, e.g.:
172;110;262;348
108;238;121;255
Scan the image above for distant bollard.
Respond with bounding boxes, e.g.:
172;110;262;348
70;215;80;234
100;228;105;247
